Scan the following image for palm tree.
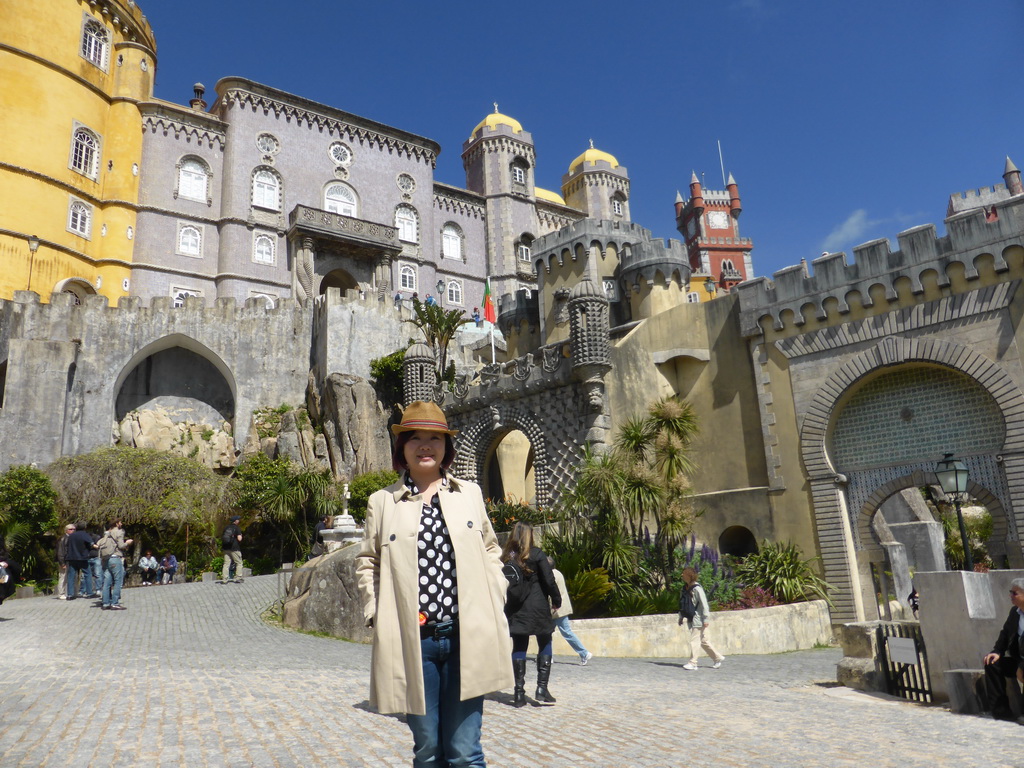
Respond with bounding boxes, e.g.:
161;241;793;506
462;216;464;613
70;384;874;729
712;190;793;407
406;298;469;385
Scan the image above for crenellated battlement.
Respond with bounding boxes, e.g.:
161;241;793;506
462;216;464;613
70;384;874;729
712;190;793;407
947;182;1012;216
619;236;690;290
736;193;1024;338
533;219;657;275
445;342;573;414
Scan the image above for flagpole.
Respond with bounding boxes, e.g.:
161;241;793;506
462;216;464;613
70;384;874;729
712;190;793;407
490;326;495;365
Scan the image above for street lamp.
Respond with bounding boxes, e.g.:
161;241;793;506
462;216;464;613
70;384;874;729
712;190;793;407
26;234;40;292
935;452;973;572
436;278;445;306
704;276;717;296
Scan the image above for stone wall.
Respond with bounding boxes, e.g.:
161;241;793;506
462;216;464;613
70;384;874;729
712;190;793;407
548;600;833;659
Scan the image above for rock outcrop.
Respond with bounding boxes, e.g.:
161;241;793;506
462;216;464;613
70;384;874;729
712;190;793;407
313;373;391;479
116;407;236;469
282;543;371;642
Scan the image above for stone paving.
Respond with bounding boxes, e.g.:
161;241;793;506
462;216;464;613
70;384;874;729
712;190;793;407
0;575;1021;768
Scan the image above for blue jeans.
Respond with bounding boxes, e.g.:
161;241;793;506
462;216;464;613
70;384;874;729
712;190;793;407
89;557;102;594
102;557;125;607
406;633;485;767
555;616;589;658
66;560;89;598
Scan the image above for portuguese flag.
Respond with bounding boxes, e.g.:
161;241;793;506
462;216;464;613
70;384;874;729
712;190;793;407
483;278;497;323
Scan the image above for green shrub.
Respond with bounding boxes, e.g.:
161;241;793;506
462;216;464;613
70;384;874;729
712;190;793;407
736;540;831;605
348;470;400;523
565;567;614;617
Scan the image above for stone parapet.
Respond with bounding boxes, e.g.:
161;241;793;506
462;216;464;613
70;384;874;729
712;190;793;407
544;600;833;659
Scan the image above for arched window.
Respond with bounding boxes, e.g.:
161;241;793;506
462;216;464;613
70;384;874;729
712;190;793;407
722;259;736;272
252;169;280;210
178;225;202;257
81;20;109;69
253;233;275;265
611;195;624;216
178;158;209;201
442;223;463;260
511;158;529;185
68;200;91;237
400;265;417;291
71;128;99;178
516;234;534;263
446;280;463;306
686;292;700;303
324;183;357;216
395;205;418;243
171;288;201;308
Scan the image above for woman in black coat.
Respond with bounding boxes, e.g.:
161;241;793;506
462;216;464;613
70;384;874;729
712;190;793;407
501;521;561;707
0;547;20;607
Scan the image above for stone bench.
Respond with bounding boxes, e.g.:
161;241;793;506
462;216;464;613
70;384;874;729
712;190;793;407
946;668;1024;716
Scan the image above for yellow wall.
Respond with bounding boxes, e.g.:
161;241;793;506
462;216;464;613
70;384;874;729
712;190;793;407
0;0;155;303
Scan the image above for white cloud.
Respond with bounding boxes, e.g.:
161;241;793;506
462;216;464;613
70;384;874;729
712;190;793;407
821;209;875;253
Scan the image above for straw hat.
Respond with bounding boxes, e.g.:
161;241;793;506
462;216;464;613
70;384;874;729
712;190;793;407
391;400;459;436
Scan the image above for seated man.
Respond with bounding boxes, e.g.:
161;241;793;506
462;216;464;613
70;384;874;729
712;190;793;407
157;553;178;585
978;577;1024;721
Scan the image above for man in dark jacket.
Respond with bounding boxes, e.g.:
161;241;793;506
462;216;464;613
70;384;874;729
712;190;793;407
978;577;1024;721
65;524;96;600
220;516;244;583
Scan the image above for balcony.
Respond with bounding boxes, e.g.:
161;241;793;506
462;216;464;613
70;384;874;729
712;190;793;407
288;205;402;259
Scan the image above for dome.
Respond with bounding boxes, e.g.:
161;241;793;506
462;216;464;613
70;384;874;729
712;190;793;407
568;146;619;174
470;111;523;140
569;276;605;300
534;187;566;205
404;342;434;361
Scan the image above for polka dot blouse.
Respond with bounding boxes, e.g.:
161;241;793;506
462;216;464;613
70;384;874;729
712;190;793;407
406;472;458;624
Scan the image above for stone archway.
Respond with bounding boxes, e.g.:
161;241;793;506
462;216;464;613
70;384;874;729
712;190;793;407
483;428;536;504
453;403;553;508
320;269;358;295
799;335;1024;621
114;334;236;428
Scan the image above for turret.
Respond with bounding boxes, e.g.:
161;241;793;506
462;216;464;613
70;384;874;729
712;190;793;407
727;173;742;217
190;83;207;112
674;190;685;218
1004;156;1023;196
402;342;437;405
689;172;705;215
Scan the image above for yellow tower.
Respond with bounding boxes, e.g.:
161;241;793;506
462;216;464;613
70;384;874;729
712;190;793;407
0;0;156;304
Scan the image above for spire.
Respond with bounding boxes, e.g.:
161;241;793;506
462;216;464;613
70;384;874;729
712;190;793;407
589;138;595;149
675;190;684;203
493;102;499;113
1005;155;1022;196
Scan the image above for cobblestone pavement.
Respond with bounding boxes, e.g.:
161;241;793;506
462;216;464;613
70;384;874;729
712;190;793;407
1;575;1021;768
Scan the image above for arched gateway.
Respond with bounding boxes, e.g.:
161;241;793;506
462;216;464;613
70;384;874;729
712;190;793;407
800;335;1024;621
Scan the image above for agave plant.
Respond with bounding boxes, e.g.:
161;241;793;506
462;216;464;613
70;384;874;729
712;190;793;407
736;540;832;605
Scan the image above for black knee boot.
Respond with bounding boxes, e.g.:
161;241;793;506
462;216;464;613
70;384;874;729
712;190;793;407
512;657;527;708
535;654;556;704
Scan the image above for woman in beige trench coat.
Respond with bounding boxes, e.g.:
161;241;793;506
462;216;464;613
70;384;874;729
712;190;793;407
356;401;512;767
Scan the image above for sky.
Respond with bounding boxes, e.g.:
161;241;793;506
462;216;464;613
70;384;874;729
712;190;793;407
141;0;1024;282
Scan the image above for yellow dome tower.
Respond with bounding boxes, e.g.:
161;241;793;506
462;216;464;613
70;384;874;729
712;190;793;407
0;0;156;304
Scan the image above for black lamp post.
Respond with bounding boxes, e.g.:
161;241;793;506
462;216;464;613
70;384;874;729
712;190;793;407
436;278;444;307
26;234;40;291
935;452;973;572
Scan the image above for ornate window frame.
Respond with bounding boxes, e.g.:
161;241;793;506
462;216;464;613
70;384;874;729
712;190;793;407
441;222;465;260
324;181;357;216
399;263;417;292
251;167;282;211
395;204;419;243
171;286;202;308
328;141;353;167
67;197;92;238
80;15;110;72
175;156;212;204
510;158;529;186
69;123;101;180
446;279;464;306
176;223;203;258
252;231;276;265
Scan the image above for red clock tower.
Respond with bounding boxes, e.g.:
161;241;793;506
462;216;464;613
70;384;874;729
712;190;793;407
674;172;753;297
